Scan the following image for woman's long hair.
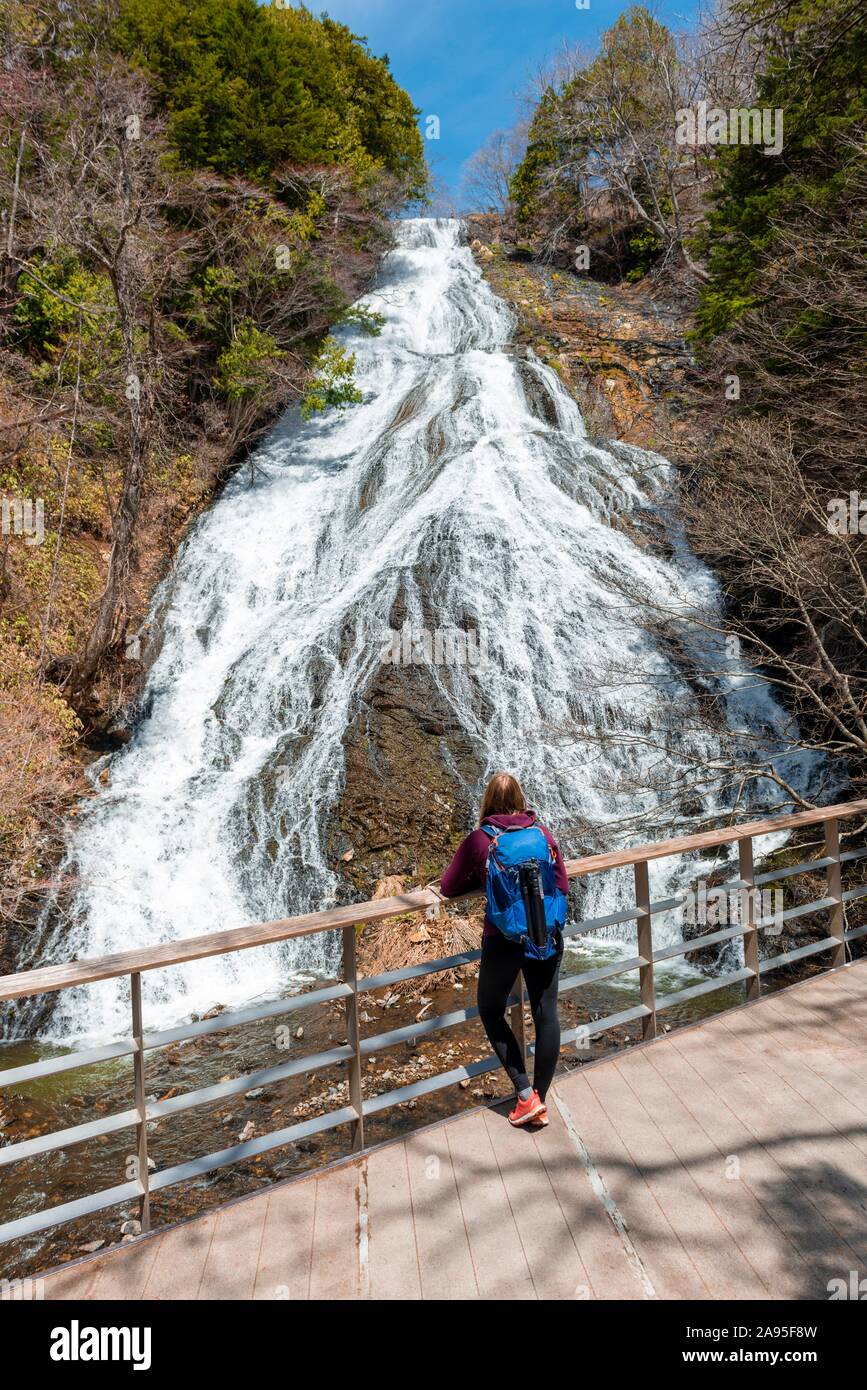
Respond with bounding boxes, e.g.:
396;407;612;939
479;771;527;824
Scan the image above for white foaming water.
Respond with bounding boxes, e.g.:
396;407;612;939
14;219;824;1042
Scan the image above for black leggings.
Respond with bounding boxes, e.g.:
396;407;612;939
477;931;563;1101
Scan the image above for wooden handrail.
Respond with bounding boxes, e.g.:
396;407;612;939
560;798;867;878
1;797;865;1005
2;795;866;1250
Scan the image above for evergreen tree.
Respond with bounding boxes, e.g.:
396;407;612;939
113;0;426;193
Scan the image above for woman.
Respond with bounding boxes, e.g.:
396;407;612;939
438;772;568;1127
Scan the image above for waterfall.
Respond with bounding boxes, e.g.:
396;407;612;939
11;219;825;1042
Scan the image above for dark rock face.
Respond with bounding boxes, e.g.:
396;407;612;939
332;656;484;899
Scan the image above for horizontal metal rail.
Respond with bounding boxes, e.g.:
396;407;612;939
656;967;756;1012
144;981;354;1050
0;1179;146;1246
2;795;863;1005
558;954;648;991
0;1039;138;1090
758;936;841;973
0;1107;139;1168
0;796;865;1249
653;923;748;962
561;1003;652;1044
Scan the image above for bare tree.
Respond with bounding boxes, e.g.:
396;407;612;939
511;2;783;274
459;126;527;225
13;60;180;692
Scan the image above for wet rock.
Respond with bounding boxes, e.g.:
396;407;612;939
331;632;482;898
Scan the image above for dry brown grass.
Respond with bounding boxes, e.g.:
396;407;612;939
357;875;483;1001
0;653;81;933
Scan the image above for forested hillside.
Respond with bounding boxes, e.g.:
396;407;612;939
0;0;426;934
504;0;866;807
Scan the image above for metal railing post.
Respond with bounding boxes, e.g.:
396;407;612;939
825;818;846;968
342;925;365;1152
738;836;761;1001
634;861;656;1039
130;971;150;1233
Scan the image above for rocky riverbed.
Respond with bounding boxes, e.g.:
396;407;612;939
0;906;821;1284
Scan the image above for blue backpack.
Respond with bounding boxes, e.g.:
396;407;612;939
481;822;567;960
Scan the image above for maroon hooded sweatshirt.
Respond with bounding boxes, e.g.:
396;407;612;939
440;810;569;938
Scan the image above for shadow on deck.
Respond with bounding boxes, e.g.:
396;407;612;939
39;960;867;1301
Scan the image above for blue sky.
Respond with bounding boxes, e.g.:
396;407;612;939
312;1;701;200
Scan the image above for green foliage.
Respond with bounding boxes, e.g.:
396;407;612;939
582;5;677;126
338;304;385;336
696;0;867;338
510;5;677;242
299;336;362;419
509;86;567;228
199;265;243;306
213;319;284;403
113;0;426;195
11;253;106;355
625;224;663;282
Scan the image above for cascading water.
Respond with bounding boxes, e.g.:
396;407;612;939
11;219;825;1043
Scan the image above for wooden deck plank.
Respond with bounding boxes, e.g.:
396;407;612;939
197;1193;268;1300
83;1234;161;1301
553;1068;708;1299
769;971;867;1063
671;1016;867;1264
307;1163;360;1301
43;1256;100;1300
805;963;867;1014
760;990;867;1094
720;1008;867;1154
403;1122;478;1300
681;1009;867;1208
140;1212;217;1300
252;1175;317;1301
531;1083;649;1299
647;1028;862;1294
445;1109;536;1299
480;1105;590;1300
586;1058;768;1300
793;976;867;1051
365;1142;422;1301
615;1048;802;1298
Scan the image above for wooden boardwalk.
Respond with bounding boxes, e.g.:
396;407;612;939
40;960;867;1300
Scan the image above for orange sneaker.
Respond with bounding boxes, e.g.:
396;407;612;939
530;1105;549;1128
508;1090;545;1126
